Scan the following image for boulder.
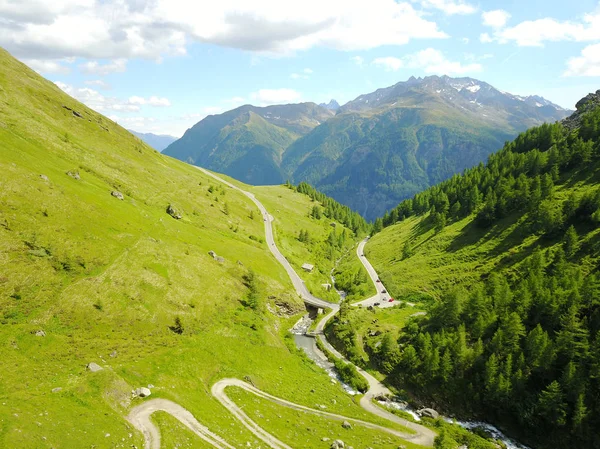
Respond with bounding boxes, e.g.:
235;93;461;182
111;191;124;200
51;387;62;393
208;251;217;259
66;170;80;180
342;420;352;429
166;204;182;219
86;362;103;372
331;440;345;449
418;408;439;419
215;256;225;263
34;330;46;337
40;174;49;182
135;387;151;397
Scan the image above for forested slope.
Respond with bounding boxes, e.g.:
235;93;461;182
341;91;600;449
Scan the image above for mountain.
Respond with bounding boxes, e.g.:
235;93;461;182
284;75;571;219
0;47;370;447
127;129;177;151
163;103;334;184
330;92;600;449
165;76;570;220
319;99;340;111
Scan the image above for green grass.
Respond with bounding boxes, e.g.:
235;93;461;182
150;411;219;449
0;48;407;448
325;305;425;368
251;184;355;303
226;386;426;449
366;169;600;302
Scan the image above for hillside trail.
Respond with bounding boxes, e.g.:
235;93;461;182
127;167;436;448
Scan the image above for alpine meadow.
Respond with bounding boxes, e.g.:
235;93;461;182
1;2;600;449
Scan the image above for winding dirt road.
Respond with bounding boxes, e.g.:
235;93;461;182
126;168;435;448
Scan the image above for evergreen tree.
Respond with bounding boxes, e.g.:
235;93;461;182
564;225;579;257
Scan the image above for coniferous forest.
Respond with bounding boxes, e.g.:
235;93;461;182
364;95;600;449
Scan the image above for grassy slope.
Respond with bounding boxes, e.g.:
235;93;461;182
366;164;600;301
0;48;397;448
251;184;376;303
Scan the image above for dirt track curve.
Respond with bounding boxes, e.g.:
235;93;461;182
126;167;436;448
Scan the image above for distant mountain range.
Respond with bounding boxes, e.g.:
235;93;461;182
164;75;571;219
128;130;178;152
319;99;340;111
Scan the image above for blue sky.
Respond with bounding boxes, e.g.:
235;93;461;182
2;0;600;136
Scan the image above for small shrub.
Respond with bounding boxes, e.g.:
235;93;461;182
169;316;184;334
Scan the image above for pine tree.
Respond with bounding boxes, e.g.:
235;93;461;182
564;225;579;257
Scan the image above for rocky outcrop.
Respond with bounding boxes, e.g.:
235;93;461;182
166;204;182;219
66;170;80;180
134;387;151;398
562;90;600;131
40;174;49;182
34;330;46;337
208;250;225;262
111;191;124;200
418;407;439;419
86;362;103;372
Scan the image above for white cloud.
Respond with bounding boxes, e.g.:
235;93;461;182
128;96;171;107
250;88;302;105
484;10;600;47
415;0;476;15
373;56;404;71
55;81;140;112
55;81;171;112
462;37;469;44
0;0;447;66
564;43;600;77
482;9;511;28
22;58;71;74
79;59;127;75
84;79;110;89
480;33;493;43
350;55;365;67
303;68;313;74
405;48;482;74
372;48;482;75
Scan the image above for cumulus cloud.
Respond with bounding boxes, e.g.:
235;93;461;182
373;56;404;71
22;58;71;74
414;0;476;15
372;48;482;75
564;43;600;77
483;10;600;47
128;96;171;107
250;88;302;105
55;81;171;112
482;9;511;28
55;81;139;112
79;59;127;75
0;0;447;67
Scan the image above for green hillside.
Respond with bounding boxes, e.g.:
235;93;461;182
330;91;600;449
283;102;515;219
0;48;400;448
164;103;333;185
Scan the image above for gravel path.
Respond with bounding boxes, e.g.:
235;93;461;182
126;168;435;448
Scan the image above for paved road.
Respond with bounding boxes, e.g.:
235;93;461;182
197;167;337;311
354;238;415;309
127;167;434;448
